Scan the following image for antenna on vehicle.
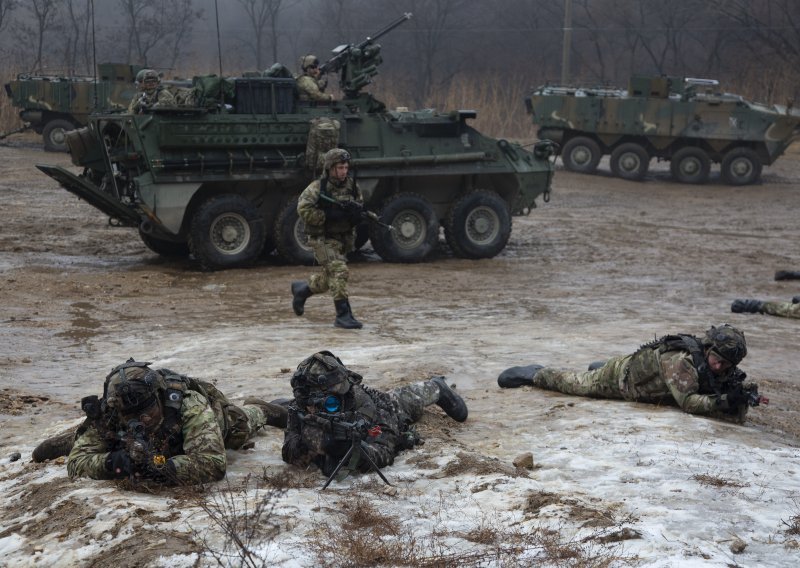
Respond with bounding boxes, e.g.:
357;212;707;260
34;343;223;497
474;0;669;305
214;0;224;105
91;0;98;110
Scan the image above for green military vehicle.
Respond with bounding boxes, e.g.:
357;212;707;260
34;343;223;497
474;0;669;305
36;15;556;271
525;75;800;185
4;62;139;151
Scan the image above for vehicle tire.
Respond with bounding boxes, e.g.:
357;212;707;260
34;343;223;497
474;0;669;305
670;147;711;184
610;143;649;181
721;147;762;186
369;193;439;263
42;119;76;153
273;196;314;265
188;194;266;270
445;190;511;259
561;136;602;173
138;229;191;257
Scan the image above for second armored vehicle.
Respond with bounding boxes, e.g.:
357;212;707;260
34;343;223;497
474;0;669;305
526;75;800;185
4;63;139;151
38;15;556;270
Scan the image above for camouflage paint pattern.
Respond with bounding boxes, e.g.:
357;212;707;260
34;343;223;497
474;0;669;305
297;176;363;301
527;76;800;164
534;350;747;424
761;301;800;319
127;85;176;114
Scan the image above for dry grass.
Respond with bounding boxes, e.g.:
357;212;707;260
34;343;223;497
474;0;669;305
690;473;748;489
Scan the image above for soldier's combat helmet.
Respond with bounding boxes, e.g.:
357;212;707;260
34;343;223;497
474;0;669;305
136;69;160;90
106;363;164;415
703;324;747;365
299;54;320;71
322;148;351;172
291;351;362;399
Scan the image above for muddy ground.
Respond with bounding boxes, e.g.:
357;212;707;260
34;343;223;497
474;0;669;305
0;133;799;564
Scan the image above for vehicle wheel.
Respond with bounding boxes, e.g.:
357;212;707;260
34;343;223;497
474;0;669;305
274;196;314;265
561;136;602;173
721;147;762;186
139;229;191;257
369;193;439;263
445;190;511;259
610;143;649;181
188;194;265;270
670;147;711;184
42;119;75;153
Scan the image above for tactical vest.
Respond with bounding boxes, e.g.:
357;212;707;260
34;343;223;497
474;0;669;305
626;334;715;391
304;177;359;237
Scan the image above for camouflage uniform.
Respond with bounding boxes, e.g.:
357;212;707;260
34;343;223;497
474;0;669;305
66;361;286;485
295;54;331;102
282;351;467;477
499;325;755;424
732;297;800;319
127;69;175;114
297;174;363;301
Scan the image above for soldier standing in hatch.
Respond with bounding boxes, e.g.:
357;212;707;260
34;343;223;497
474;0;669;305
295;55;334;102
731;296;800;319
52;360;286;485
497;324;764;424
127;69;175;114
291;148;365;329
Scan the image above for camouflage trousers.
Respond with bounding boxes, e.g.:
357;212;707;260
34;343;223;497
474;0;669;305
534;355;631;400
389;380;441;423
762;301;800;319
307;234;354;301
224;404;271;450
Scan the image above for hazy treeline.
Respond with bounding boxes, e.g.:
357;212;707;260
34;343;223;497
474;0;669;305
2;0;800;137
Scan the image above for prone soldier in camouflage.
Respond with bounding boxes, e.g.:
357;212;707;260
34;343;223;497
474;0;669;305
127;69;175;114
498;324;765;424
63;359;286;485
291;148;365;329
731;296;800;320
282;351;468;480
295;55;333;102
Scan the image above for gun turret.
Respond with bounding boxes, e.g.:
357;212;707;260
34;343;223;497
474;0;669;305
319;13;412;97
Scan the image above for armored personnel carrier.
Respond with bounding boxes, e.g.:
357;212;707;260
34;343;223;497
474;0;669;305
4;63;139;151
37;15;556;270
526;75;800;185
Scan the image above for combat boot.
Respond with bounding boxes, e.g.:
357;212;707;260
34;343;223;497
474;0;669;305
587;360;607;371
291;281;313;316
243;397;289;428
730;299;764;313
497;364;544;388
32;426;78;462
334;298;363;329
429;376;468;422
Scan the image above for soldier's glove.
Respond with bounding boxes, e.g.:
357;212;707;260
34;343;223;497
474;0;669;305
719;388;748;410
340;200;364;224
792;296;800;304
106;450;133;478
731;299;764;313
143;458;178;484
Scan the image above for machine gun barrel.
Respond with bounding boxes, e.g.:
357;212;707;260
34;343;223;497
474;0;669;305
319;13;412;75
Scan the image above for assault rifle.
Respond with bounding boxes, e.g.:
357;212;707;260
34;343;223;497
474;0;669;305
122;419;170;482
318;192;396;232
297;410;391;489
726;370;769;408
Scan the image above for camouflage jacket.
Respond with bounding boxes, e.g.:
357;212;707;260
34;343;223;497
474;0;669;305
296;74;331;102
67;390;227;485
297;176;363;238
624;349;747;423
281;385;404;476
127;86;175;114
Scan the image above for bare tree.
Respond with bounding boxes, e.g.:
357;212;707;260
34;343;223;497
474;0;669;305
0;0;18;34
708;0;800;64
25;0;59;73
62;0;92;74
235;0;293;69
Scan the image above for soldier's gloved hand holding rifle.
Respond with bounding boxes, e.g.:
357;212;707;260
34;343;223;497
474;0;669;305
716;369;769;412
318;193;395;231
106;420;175;482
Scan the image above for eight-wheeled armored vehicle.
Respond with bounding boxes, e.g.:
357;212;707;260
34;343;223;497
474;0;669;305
38;15;556;270
4;63;139;151
526;75;800;185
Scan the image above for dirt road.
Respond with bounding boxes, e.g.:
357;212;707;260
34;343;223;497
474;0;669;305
1;134;799;564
